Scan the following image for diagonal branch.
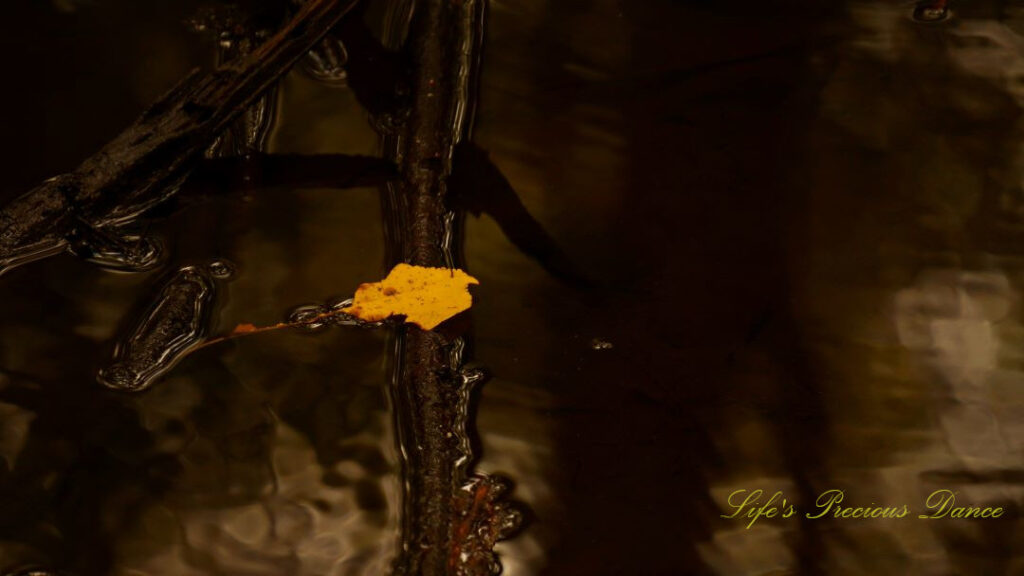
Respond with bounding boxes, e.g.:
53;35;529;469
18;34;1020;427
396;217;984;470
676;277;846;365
0;0;362;276
448;141;595;291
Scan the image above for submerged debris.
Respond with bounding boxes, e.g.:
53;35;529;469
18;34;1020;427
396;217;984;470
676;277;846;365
66;221;163;272
97;263;226;392
287;303;332;331
449;475;524;576
206;258;235;279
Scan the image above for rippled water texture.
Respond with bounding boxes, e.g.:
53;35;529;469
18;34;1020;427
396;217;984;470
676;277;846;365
2;0;1024;574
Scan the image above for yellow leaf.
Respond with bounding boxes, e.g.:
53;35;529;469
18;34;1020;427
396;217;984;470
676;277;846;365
341;263;480;330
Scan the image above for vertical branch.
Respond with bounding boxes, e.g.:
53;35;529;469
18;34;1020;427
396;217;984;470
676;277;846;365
382;1;487;575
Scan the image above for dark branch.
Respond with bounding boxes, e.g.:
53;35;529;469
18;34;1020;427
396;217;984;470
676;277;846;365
0;0;362;276
334;1;408;120
448;141;595;291
184;153;398;195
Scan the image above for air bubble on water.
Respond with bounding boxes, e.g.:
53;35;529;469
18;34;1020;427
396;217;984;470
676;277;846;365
459;367;487;387
495;505;524;540
327;297;354;311
323;297;385;327
71;231;163;273
489;476;513;499
207;259;236;279
287;304;330;331
912;3;949;22
330;314;365;327
303;37;349;83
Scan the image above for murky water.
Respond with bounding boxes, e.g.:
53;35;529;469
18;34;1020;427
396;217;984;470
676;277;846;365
2;0;1024;574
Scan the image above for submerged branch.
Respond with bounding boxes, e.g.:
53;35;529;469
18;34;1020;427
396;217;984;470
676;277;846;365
0;0;362;276
184;153;398;195
448;141;595;291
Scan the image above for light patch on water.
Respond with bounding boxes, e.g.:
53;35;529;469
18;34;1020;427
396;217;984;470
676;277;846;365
0;401;34;472
893;268;1020;471
847;1;905;60
112;420;397;576
698;525;795;575
945;21;1024;106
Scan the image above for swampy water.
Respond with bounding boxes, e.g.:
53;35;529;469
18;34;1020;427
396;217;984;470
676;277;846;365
2;0;1024;574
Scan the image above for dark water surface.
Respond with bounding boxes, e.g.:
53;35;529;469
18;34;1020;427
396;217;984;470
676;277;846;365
2;0;1024;574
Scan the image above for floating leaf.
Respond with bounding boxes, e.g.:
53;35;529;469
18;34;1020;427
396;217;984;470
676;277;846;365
341;263;479;330
198;264;478;349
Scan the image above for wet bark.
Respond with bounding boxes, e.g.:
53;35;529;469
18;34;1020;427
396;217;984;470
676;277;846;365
386;1;486;575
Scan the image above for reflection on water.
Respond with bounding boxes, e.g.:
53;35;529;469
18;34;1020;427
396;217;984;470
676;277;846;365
2;0;1024;574
691;1;1024;573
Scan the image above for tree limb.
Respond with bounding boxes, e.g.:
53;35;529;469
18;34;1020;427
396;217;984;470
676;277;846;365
0;0;362;276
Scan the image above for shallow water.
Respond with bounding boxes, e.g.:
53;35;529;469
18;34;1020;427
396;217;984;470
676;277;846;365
2;0;1024;574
